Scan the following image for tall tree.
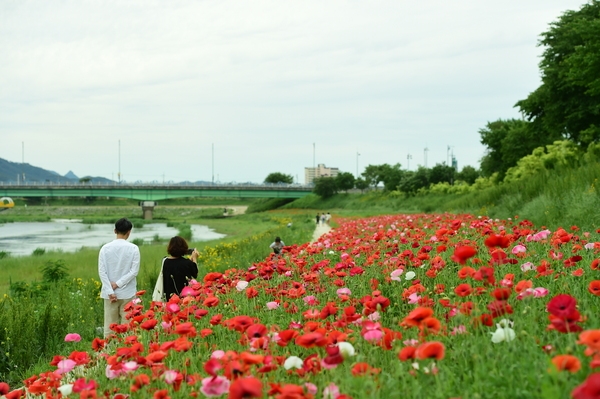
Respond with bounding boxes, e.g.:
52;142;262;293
335;172;355;192
429;163;455;185
455;165;480;185
516;1;600;146
312;177;337;198
479;119;545;179
264;172;293;184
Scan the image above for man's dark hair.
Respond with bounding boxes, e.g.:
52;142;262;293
114;218;133;234
168;236;189;257
275;237;281;242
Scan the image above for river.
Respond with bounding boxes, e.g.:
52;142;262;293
0;220;226;256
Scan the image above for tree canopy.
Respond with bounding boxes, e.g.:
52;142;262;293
479;119;551;179
312;177;337;198
264;172;293;184
516;1;600;147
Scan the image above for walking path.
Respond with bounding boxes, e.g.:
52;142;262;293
311;222;332;242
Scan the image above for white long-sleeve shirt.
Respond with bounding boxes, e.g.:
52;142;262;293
98;238;140;299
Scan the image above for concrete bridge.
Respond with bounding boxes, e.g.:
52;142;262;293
0;182;313;219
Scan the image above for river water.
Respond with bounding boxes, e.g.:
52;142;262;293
0;220;226;256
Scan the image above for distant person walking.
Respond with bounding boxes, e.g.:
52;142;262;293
316;214;321;225
98;218;140;338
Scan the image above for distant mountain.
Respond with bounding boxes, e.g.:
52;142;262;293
64;170;78;180
0;158;114;184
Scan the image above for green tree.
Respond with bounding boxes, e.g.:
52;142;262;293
399;166;430;195
355;178;369;193
335;172;355;192
361;163;402;190
312;177;337;198
479;119;547;179
455;165;480;185
264;172;293;184
429;163;455;185
516;2;600;146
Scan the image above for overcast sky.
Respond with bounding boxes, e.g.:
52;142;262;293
0;0;587;184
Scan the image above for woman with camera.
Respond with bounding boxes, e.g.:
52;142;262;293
162;236;199;300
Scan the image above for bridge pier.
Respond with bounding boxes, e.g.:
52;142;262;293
139;201;158;220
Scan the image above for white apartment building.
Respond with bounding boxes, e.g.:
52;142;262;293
304;164;340;184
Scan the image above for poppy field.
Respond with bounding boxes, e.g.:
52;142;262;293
2;213;600;399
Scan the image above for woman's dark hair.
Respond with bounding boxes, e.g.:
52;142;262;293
274;237;281;242
114;218;133;234
167;236;189;257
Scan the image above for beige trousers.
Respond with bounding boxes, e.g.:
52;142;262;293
103;297;133;338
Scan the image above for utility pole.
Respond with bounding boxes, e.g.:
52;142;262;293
424;147;428;168
356;151;360;178
118;140;121;183
407;153;412;170
212;143;214;185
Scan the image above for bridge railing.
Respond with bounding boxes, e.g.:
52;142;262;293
0;181;313;190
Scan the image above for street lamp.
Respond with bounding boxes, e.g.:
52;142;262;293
356;151;361;178
407;153;412;170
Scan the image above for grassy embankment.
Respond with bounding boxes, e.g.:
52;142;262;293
283;158;600;232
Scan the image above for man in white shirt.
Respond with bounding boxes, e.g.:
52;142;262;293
98;218;140;337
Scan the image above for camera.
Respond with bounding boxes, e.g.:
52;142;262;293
186;248;195;255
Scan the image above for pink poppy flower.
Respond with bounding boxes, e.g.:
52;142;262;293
390;269;404;281
407;292;421;304
105;365;124;379
288;321;302;329
367;311;381;321
303;295;319;306
122;361;139;373
336;288;351;298
163;370;179;384
64;333;81;342
304;383;317;395
211;350;225;359
511;244;526;254
56;359;77;374
200;376;230;397
323;383;340;399
166;303;180;314
520;262;535;272
266;301;280;310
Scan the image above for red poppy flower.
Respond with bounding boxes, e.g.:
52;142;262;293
457;266;476;279
351;362;380;376
454;283;472;297
402;307;434;328
577;329;600;351
451;246;477;265
571;372;600;399
484;234;511;249
551;354;581;373
245;323;268;339
415;341;445;360
546;294;578;318
295;332;328;348
589;280;600;296
398;345;417;362
229;377;262;399
145;351;168;364
140;319;158;330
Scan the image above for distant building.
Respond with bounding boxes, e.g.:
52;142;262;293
305;164;339;185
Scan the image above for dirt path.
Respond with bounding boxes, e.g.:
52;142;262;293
311;222;332;242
